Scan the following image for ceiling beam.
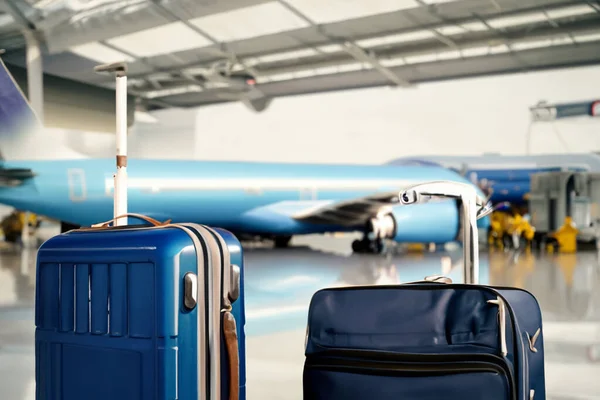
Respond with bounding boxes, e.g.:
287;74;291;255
277;0;413;87
149;0;260;77
3;0;35;31
86;2;600;84
584;0;600;13
109;18;600;85
341;42;412;87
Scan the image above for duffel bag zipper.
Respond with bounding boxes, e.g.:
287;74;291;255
307;356;504;374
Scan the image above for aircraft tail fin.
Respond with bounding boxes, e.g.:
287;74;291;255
0;57;45;161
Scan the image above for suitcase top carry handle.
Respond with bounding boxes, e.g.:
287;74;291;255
91;213;172;228
400;180;490;285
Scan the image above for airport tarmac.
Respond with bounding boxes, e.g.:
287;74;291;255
0;234;599;399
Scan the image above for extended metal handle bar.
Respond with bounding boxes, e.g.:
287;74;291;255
400;181;490;285
94;62;128;226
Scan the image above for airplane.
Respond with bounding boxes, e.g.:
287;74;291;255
0;57;489;253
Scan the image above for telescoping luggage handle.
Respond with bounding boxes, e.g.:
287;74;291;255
399;180;493;285
94;61;129;226
400;181;508;356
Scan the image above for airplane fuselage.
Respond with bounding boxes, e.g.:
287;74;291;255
0;158;479;239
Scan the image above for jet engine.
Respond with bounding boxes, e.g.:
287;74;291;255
376;200;462;244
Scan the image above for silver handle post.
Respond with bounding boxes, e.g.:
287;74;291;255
400;181;488;284
94;62;128;226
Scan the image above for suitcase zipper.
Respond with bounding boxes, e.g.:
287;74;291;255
305;349;516;400
307;356;504;374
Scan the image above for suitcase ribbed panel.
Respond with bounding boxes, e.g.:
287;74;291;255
37;261;165;338
36;259;167;400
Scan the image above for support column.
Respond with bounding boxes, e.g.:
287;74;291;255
22;30;43;247
23;30;44;123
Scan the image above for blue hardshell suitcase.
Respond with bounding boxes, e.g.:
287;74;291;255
303;182;545;400
35;219;246;400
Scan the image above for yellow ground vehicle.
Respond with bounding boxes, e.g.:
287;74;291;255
546;217;578;253
488;211;511;248
488;210;536;250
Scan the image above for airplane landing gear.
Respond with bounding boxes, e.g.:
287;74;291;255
352;236;385;254
274;235;292;248
352;214;396;254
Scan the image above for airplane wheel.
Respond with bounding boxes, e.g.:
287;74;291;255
352;239;384;254
274;235;292;248
352;239;364;253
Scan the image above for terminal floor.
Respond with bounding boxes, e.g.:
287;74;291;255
0;234;599;399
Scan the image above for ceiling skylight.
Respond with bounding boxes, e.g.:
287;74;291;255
316;44;345;53
190;2;309;42
380;57;406;67
460;21;488;32
0;13;14;28
338;62;368;72
461;46;489;58
488;44;510;54
436;26;467;36
545;4;596;19
106;22;212;58
573;32;600;43
285;0;420;24
436;21;489;36
487;12;548;29
313;66;341;75
256;48;319;64
404;53;438;64
436;50;461;60
263;72;296;83
294;70;317;79
356;30;435;48
143;85;203;99
69;42;135;63
511;39;552;51
421;0;457;3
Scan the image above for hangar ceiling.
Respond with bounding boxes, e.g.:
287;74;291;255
0;0;600;113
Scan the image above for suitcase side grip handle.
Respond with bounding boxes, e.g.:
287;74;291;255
91;213;172;228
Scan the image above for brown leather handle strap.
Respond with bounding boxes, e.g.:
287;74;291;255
223;311;239;400
91;213;171;228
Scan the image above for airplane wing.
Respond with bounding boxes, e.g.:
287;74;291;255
291;191;405;227
0;166;35;187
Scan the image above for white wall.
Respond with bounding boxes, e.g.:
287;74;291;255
194;65;600;164
47;108;197;160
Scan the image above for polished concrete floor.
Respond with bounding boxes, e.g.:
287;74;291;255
1;233;599;399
